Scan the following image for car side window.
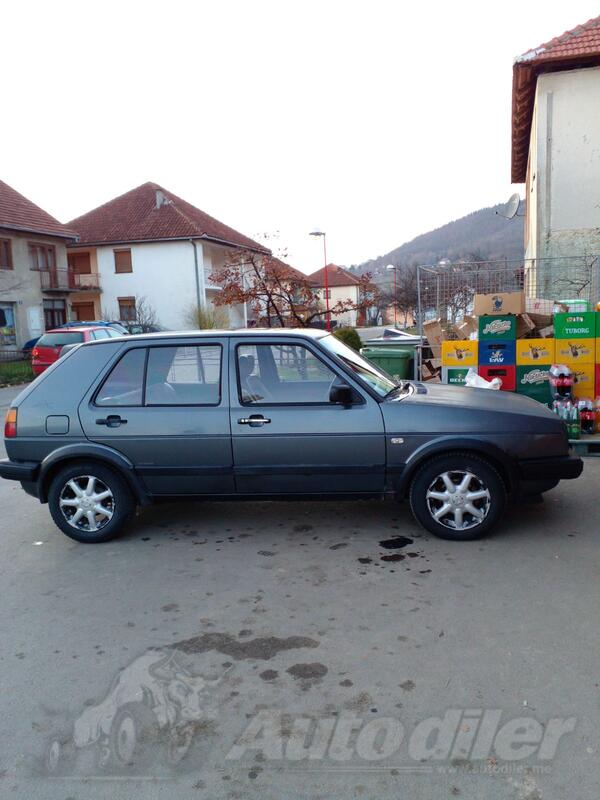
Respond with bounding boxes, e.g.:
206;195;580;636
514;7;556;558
145;345;221;406
92;329;110;339
237;343;337;405
96;348;146;406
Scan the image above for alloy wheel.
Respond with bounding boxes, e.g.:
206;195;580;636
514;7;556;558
58;475;115;532
425;470;491;531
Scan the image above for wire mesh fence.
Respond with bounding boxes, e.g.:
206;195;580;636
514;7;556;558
417;256;599;328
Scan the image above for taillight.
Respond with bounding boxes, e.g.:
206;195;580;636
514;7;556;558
32;347;39;358
4;408;17;438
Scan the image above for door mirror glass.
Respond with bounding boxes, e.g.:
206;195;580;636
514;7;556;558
329;382;353;406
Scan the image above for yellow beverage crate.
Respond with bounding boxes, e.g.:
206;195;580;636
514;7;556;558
516;338;555;366
572;363;596;400
441;340;478;367
554;338;595;365
596;338;600;363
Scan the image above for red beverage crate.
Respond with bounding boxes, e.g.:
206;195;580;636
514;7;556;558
478;365;516;391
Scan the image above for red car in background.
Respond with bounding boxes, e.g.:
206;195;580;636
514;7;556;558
31;326;122;376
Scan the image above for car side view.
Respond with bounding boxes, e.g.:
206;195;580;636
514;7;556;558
1;329;583;543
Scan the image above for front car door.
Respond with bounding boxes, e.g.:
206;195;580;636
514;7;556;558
78;338;234;495
229;335;386;494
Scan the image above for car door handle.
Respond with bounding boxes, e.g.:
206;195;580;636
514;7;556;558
96;415;128;428
238;415;271;427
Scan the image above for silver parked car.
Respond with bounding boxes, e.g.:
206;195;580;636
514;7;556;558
1;329;582;543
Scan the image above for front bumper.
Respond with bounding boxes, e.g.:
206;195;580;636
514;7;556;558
518;454;583;482
0;458;39;482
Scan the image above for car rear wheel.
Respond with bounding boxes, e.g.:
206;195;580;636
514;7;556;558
409;453;506;540
48;461;135;543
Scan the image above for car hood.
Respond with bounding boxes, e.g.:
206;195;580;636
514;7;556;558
382;381;563;435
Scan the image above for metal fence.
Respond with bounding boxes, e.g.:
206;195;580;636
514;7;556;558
0;349;33;385
417;256;599;327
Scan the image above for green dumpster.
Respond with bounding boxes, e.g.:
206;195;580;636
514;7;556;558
360;347;412;381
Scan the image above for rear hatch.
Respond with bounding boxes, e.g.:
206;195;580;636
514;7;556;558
33;331;85;365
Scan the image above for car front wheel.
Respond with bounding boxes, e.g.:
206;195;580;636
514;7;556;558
48;461;135;543
409;453;506;540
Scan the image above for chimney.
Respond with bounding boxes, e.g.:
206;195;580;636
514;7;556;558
155;189;166;209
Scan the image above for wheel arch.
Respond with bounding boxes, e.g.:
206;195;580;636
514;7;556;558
395;438;518;499
38;443;150;505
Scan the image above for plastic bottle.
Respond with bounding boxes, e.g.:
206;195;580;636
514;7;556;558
594;397;600;433
570;405;581;440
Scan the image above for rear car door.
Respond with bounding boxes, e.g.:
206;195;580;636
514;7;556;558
229;336;386;494
78;339;234;495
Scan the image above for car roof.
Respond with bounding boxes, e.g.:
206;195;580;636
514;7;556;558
82;327;331;345
45;326;104;333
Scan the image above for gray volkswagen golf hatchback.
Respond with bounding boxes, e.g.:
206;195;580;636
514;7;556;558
1;329;582;543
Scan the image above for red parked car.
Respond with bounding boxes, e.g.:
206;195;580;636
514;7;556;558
31;326;122;376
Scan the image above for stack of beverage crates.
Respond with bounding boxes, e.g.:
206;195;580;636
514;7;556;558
440;311;599;406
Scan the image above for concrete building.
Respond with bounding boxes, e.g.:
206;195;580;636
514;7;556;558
512;16;600;270
0;180;78;349
307;264;363;327
66;183;268;330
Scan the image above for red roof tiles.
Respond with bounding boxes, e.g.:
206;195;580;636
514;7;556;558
511;15;600;182
0;179;77;239
308;264;360;288
67;182;268;252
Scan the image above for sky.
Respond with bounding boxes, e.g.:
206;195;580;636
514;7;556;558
2;0;599;273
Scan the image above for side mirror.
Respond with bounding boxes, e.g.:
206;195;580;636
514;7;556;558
329;382;353;407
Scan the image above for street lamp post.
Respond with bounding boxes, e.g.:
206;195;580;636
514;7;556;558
386;264;397;327
309;229;331;332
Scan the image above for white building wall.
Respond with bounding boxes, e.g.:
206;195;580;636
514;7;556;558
97;240;201;330
530;67;600;260
316;284;359;326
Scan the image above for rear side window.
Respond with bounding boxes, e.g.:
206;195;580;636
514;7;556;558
96;348;146;406
38;332;84;347
145;345;221;405
91;329;110;339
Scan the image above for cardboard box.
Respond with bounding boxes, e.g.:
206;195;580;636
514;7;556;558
474;292;525;316
441;340;478;367
516;365;552;403
453;315;478;340
478;315;517;341
441;367;470;386
423;318;444;359
554;312;596;339
479;340;516;367
516;338;555;365
526;298;554;315
572;363;596;400
555;338;595;365
478;365;516;392
516;313;536;339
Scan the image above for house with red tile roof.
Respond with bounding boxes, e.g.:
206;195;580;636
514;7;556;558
307;264;363;326
67;182;268;329
0;179;78;347
512;16;600;266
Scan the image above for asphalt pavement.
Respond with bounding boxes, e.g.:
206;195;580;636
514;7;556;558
0;383;599;799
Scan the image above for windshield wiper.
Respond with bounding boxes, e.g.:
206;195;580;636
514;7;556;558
384;381;411;398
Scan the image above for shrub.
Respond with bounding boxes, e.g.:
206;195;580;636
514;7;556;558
333;327;362;352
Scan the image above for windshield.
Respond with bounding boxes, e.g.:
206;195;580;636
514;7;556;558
320;334;398;397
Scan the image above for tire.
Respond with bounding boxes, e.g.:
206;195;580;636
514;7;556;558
409;452;506;541
104;703;159;771
48;461;135;543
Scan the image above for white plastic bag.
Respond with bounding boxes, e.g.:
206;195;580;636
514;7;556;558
464;367;502;390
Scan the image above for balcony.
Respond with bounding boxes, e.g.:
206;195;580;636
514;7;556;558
37;269;102;293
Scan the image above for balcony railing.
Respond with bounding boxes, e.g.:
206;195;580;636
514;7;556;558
37;269;102;292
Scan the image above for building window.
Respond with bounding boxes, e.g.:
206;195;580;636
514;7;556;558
114;249;132;273
118;296;136;322
29;243;56;271
0;239;12;270
43;299;66;330
68;251;91;275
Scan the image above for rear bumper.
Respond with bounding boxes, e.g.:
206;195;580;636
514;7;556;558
518;454;583;482
0;458;39;482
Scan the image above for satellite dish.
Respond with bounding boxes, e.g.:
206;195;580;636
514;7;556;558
496;193;521;220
